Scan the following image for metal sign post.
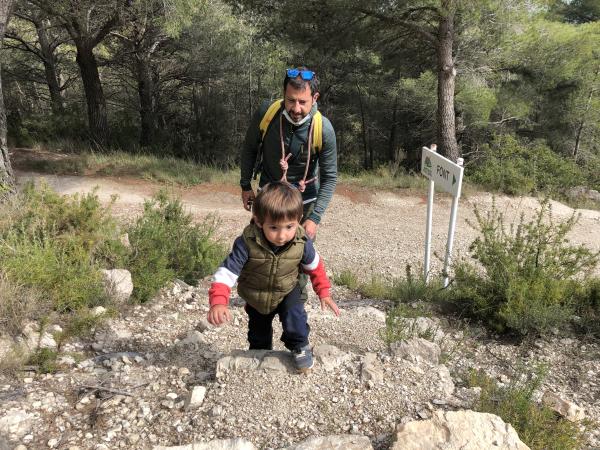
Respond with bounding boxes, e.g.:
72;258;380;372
420;144;464;287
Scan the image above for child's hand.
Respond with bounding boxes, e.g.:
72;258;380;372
320;296;340;317
207;304;232;326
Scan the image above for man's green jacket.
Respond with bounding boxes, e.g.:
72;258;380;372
240;101;337;225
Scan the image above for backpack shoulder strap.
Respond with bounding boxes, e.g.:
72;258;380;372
312;111;323;153
259;99;283;141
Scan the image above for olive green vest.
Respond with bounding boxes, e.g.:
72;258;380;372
237;223;306;314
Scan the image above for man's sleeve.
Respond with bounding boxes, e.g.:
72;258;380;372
240;103;269;191
208;236;249;307
301;238;331;299
309;116;337;224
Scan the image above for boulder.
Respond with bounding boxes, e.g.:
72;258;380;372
542;391;585;422
361;352;384;383
391;337;441;365
283;435;374;449
0;409;35;440
391;410;530;450
101;269;133;303
154;439;256;450
313;344;352;371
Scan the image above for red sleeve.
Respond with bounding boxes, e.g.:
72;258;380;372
209;282;231;307
304;259;331;299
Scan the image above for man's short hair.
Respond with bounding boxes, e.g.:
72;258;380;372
283;66;319;96
253;182;304;224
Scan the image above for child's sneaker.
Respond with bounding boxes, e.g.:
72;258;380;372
292;345;314;374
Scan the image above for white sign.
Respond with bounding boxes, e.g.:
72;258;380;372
421;148;464;197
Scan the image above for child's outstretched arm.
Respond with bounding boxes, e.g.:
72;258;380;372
207;235;249;326
301;238;340;317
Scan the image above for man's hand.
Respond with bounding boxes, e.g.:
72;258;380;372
242;189;256;211
303;219;318;240
207;304;232;326
319;296;340;317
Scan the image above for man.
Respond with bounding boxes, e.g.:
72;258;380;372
240;67;337;240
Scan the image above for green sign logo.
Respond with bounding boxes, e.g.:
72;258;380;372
423;156;432;176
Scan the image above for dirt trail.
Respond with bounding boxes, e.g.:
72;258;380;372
16;170;600;279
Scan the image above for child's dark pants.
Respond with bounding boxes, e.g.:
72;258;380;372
245;284;310;351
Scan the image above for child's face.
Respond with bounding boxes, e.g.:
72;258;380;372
256;216;300;247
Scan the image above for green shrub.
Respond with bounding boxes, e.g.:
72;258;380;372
27;348;59;374
469;134;584;195
451;199;599;334
380;303;435;344
0;273;50;337
0;183;127;311
127;190;226;302
334;265;444;303
467;367;583;450
333;269;359;290
572;277;600;337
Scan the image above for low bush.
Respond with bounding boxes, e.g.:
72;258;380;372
127;190;227;302
0;273;50;338
467;367;584;450
450;199;599;335
0;183;126;312
335;265;444;304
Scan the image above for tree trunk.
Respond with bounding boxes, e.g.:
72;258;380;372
356;83;369;170
35;18;63;114
0;0;15;197
436;2;459;162
388;94;399;162
136;55;155;147
75;40;109;146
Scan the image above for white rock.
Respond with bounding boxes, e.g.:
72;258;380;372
391;337;441;365
0;410;35;439
179;330;207;347
101;269;133;303
47;437;59;448
92;306;107;316
187;386;206;408
153;438;257;449
391;410;530;450
542;392;585;422
354;306;386;323
284;435;374;449
361;353;384;383
313;344;352;371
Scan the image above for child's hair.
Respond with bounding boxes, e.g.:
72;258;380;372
253;182;303;224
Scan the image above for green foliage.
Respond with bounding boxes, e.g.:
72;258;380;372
0;183;126;312
334;265;444;304
27;348;59;374
381;303;436;345
127;190;226;302
469;134;585;195
572;277;600;337
467;367;584;449
0;273;50;338
332;269;359;290
57;308;115;345
451;199;599;334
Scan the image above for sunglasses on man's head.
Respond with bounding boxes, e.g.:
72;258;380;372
286;69;315;80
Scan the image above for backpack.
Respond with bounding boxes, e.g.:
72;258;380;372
258;99;323;152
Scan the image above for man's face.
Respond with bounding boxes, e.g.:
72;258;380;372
284;82;318;122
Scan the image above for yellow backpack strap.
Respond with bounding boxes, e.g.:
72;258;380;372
259;99;283;140
312;111;323;153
